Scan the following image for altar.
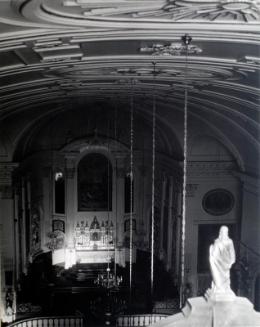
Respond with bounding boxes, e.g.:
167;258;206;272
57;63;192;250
52;216;116;267
74;216;114;251
76;250;114;264
52;247;115;266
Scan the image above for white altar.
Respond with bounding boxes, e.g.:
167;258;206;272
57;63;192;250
52;216;116;266
77;250;114;264
52;248;115;266
74;216;114;251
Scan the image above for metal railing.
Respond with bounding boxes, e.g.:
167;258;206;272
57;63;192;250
7;316;85;327
240;241;260;259
116;314;168;327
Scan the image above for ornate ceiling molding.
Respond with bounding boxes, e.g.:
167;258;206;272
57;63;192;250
32;39;83;61
140;42;202;56
13;0;260;27
0;1;258;174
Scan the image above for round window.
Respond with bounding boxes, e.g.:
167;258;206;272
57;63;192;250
202;189;234;216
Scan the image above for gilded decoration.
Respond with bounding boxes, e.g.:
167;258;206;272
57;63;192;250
30;207;41;254
74;216;114;250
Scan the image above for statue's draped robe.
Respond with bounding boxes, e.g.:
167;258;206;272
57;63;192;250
209;238;235;292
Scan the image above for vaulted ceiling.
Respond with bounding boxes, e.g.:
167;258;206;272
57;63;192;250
0;0;259;173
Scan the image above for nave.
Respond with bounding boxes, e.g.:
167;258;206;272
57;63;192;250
0;0;260;326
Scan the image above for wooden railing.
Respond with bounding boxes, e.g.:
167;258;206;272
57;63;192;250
7;316;85;327
116;314;169;327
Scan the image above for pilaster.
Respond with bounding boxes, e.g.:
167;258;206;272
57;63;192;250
167;176;174;270
42;167;51;252
115;166;125;246
0;162;18;323
159;175;166;257
65;158;76;246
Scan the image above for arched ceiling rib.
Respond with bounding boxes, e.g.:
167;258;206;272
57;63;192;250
11;100;183;162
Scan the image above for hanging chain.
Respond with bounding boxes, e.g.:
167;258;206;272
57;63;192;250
180;34;191;307
151;62;156;299
107;121;111;279
114;101;118;279
129;82;134;299
151;92;156;298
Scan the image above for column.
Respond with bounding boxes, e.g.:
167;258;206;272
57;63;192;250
159;175;166;258
13;188;19;281
42;167;52;252
175;190;183;281
137;164;146;248
115;166;125;247
167;176;174;270
0;223;2;326
21;178;27;274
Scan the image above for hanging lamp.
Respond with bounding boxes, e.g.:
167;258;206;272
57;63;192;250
106;120;111;285
141;33;196;308
151;61;157;301
114;101;118;281
94;117;122;289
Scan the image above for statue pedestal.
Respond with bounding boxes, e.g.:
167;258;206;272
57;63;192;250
150;296;260;327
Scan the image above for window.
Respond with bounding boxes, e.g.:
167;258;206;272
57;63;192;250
78;153;112;211
202;189;234;216
54;171;65;214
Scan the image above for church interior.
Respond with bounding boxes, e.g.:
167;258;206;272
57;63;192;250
0;0;260;326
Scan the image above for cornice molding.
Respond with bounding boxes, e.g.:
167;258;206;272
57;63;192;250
187;161;237;177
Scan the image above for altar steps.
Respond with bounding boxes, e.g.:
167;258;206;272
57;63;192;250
62;263;114;284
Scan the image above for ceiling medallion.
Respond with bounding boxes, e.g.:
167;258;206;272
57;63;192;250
140;43;202;56
221;0;257;10
163;0;260;22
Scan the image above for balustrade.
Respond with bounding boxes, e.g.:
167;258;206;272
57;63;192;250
116;314;168;327
7;316;85;327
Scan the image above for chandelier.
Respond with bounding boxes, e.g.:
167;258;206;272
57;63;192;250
94;267;123;289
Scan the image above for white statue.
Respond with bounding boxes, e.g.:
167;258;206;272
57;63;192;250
207;225;236;300
65;247;76;269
